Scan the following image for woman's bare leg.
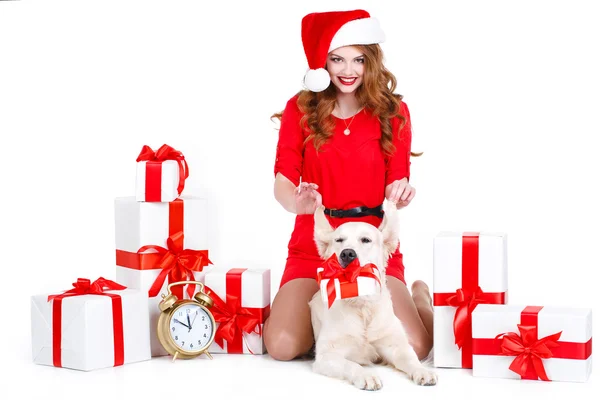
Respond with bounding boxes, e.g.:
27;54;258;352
263;278;319;361
386;277;434;360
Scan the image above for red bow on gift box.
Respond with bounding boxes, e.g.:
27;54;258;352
496;325;562;381
138;231;212;299
444;286;488;349
48;277;126;301
318;254;381;308
136;144;189;198
204;285;265;354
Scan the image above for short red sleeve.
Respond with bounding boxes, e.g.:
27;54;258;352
273;97;304;187
385;101;412;186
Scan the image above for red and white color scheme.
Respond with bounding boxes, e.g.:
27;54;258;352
301;9;385;92
433;232;508;368
31;278;151;371
204;268;270;355
316;254;381;308
472;305;592;382
135;144;189;202
114;196;212;356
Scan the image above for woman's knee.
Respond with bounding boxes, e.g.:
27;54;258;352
264;325;312;361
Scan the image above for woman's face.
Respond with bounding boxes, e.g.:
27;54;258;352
326;46;365;94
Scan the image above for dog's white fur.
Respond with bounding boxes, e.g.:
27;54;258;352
309;200;437;390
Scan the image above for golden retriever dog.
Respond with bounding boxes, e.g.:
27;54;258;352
309;200;438;390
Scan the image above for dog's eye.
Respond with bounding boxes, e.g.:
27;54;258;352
335;238;344;243
361;237;372;244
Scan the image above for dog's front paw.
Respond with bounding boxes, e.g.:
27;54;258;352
352;371;383;391
410;368;437;386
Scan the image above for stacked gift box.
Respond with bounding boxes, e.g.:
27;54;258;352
31;144;271;371
433;231;593;383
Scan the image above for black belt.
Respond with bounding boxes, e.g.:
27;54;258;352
323;205;384;219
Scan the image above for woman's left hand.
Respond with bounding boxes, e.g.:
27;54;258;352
385;178;416;209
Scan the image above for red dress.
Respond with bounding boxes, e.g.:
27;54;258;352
273;95;413;288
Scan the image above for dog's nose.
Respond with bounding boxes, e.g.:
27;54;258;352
339;248;357;268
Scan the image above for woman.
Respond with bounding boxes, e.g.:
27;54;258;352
264;9;433;361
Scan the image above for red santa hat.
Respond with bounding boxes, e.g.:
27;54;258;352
301;9;385;92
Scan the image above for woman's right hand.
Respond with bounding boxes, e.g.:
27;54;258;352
294;182;322;215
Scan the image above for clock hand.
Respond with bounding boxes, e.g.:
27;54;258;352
173;318;190;329
189;313;198;332
187;314;192;330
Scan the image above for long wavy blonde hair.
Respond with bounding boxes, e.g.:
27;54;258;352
272;44;422;158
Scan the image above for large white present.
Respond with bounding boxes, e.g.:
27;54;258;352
433;231;508;368
31;278;151;371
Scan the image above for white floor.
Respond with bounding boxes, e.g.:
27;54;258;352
13;348;597;400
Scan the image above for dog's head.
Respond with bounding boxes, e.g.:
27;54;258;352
313;200;399;274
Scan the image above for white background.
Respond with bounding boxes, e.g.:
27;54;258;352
1;0;598;398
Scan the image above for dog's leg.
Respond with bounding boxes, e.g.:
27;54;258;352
374;342;437;386
313;352;383;391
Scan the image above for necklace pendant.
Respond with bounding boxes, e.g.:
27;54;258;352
344;128;351;135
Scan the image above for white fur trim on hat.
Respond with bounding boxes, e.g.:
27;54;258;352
329;17;385;52
304;68;331;92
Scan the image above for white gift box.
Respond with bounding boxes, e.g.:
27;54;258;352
114;195;212;356
204;268;270;355
316;265;381;308
136;160;181;202
31;288;151;371
472;305;592;382
433;231;508;368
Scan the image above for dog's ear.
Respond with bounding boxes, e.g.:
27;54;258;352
313;206;334;258
378;199;400;256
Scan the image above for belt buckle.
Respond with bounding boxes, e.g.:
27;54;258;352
328;208;337;217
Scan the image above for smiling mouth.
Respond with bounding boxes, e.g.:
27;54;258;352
338;77;358;86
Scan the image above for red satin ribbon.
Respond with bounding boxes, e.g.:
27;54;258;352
137;144;189;202
472;306;592;381
432;232;506;368
316;254;381;308
205;269;270;354
137;231;212;299
47;278;126;368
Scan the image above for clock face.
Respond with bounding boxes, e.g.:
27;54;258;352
169;303;214;352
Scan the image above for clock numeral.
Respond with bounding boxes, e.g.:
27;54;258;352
197;340;201;345
195;310;198;315
181;341;185;347
175;336;178;341
205;324;208;329
190;343;194;349
202;316;205;321
179;311;183;316
186;309;191;314
203;333;207;338
171;327;175;332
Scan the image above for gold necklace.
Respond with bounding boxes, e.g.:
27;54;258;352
340;107;361;136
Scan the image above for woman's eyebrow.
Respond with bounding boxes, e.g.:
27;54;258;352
329;54;364;59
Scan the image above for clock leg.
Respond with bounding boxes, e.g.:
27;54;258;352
172;351;180;362
204;351;213;360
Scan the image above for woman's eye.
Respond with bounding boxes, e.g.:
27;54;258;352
335;238;344;243
331;57;342;62
355;58;365;63
361;237;372;244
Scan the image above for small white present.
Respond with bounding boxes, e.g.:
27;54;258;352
204;268;270;354
135;144;188;202
472;304;592;382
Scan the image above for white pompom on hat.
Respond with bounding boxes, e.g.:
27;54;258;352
301;9;386;92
